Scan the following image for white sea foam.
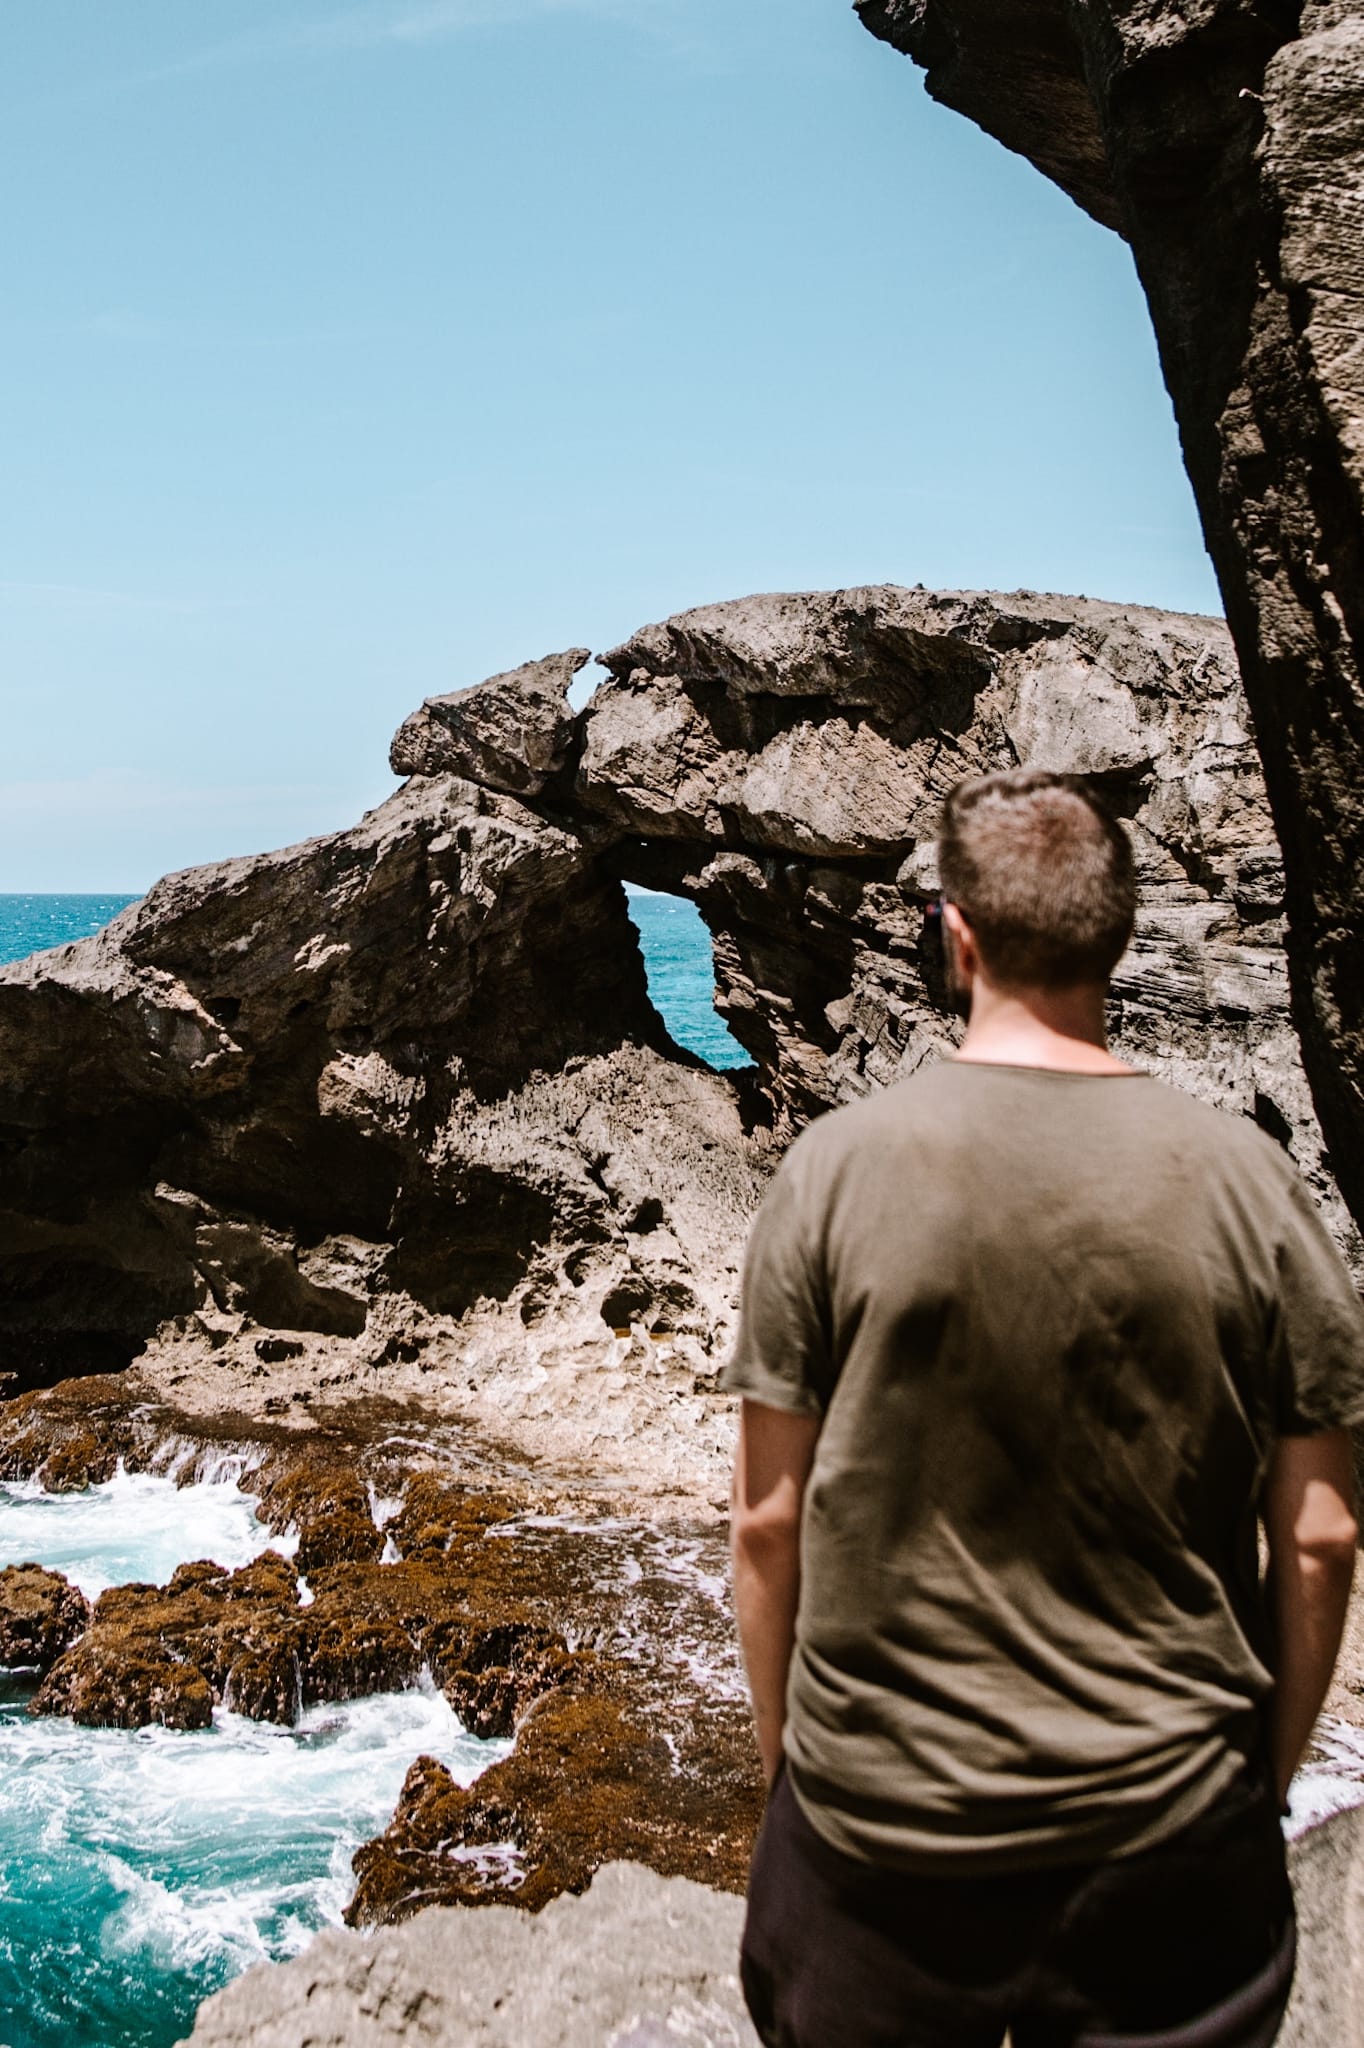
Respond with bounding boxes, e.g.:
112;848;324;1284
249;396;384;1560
0;1467;294;1598
0;1470;509;2045
1285;1714;1364;1837
0;1678;507;1986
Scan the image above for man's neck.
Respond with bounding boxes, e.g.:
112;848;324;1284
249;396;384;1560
953;980;1134;1075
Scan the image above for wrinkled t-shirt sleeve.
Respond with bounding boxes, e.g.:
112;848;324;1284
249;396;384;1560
721;1145;834;1417
1272;1172;1364;1434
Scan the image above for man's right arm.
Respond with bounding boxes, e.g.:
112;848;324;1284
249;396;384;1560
1262;1428;1359;1809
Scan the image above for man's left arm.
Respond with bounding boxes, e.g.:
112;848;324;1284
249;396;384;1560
731;1398;821;1785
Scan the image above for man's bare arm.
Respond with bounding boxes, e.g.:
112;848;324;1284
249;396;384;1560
1263;1427;1359;1808
731;1399;821;1785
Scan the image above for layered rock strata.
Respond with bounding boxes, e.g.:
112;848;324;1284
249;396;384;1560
1;587;1357;1496
855;0;1364;1244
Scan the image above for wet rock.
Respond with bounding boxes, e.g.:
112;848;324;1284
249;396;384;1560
389;647;589;792
303;1611;420;1705
30;1546;305;1730
223;1639;302;1723
252;1456;385;1571
184;1862;757;2048
37;1428;114;1493
424;1618;577;1739
348;1685;760;1925
0;1384;138;1484
854;0;1364;1252
0;1564;91;1671
36;1630;215;1730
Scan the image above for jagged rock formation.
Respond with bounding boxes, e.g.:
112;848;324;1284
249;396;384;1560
855;0;1364;1246
185;1862;759;2048
577;588;1356;1288
1;587;1356;1491
389;647;589;792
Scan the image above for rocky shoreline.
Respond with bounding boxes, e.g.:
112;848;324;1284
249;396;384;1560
3;583;1364;2040
3;586;1358;1510
0;1378;763;1931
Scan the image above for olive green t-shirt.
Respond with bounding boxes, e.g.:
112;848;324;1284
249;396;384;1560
722;1062;1364;1872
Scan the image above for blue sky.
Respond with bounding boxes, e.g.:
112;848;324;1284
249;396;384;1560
1;0;1221;891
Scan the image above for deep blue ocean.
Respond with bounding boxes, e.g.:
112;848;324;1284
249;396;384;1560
0;891;748;1071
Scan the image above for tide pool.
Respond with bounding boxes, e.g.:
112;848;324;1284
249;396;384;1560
0;1474;506;2048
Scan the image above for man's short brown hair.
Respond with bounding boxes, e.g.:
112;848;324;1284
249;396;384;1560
937;769;1137;989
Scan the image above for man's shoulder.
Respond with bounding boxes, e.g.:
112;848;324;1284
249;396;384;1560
777;1062;968;1184
782;1062;1299;1186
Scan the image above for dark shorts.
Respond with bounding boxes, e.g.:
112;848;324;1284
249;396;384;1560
740;1766;1296;2048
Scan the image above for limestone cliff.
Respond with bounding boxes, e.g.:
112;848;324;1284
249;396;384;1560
0;588;1354;1495
856;0;1364;1248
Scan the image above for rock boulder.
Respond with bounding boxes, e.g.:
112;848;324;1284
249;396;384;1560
0;1563;90;1671
183;1862;758;2048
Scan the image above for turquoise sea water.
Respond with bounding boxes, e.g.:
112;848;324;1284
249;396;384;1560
0;1471;505;2048
625;889;750;1070
0;896;138;966
0;892;750;1072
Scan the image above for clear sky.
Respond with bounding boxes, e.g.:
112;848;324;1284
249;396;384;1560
1;0;1221;892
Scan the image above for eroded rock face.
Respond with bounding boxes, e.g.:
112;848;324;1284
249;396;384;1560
0;765;768;1490
0;585;1355;1494
577;588;1359;1266
389;647;589;792
855;0;1364;1249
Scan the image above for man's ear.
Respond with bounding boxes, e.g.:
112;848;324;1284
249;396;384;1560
942;901;978;977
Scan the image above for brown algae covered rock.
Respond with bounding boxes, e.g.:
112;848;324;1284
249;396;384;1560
0;1564;91;1671
348;1683;762;1925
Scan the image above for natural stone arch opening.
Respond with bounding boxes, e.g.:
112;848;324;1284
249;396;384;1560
622;885;751;1077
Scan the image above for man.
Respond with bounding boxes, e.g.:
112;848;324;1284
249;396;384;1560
725;768;1364;2048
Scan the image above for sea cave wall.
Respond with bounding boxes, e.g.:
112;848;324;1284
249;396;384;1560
856;0;1364;1257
